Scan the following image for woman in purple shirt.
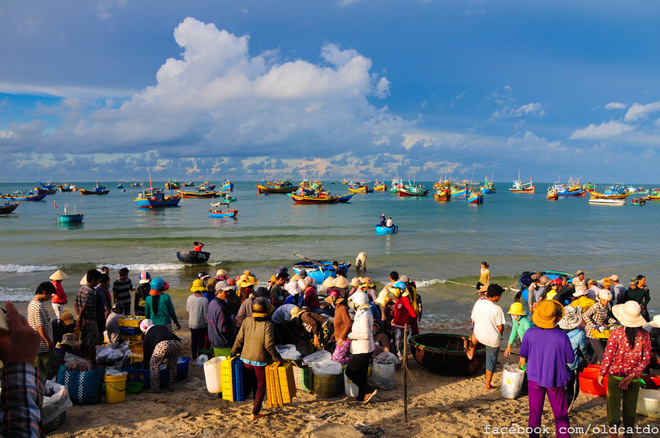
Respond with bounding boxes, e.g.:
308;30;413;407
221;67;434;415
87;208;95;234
519;300;574;438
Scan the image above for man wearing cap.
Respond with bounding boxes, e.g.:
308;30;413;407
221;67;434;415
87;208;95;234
28;282;58;379
134;271;151;316
573;270;586;289
235;287;271;329
112;267;134;311
519;300;574;438
526;274;540;312
206;281;236;357
610;274;626;305
49;269;69;319
187;279;209;359
627;275;651;321
585;279;600;301
105;303;124;344
75;269;101;361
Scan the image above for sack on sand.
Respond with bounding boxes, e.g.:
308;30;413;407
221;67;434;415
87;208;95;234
276;344;301;361
501;363;525;399
302;350;331;366
311;360;342;376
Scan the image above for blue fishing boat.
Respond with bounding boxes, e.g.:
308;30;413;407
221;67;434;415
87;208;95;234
134;188;181;208
1;191;47;201
480;176;496;194
57;213;84;223
220;179;234;192
208;201;238;218
375;224;398;235
467;192;484;204
335;194;354;203
0;201;19;214
80;185;110;195
292;260;351;284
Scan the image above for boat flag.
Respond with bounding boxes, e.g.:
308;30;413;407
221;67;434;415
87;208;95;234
54;201;57;209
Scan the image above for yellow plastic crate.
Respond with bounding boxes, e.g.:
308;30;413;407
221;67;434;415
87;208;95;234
123;333;144;342
591;329;611;339
221;357;235;402
129;342;143;354
277;362;297;404
118;316;144;328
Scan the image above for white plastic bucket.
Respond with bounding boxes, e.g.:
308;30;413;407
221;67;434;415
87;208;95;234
203;356;224;394
501;363;525;399
344;371;359;397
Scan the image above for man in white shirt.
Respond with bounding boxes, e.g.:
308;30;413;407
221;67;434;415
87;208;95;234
466;284;506;391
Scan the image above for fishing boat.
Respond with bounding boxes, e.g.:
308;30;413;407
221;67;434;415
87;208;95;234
256;179;298;194
80;185;110;195
57;183;76;192
335;194;354;203
134;188;181;208
409;333;486;376
373;181;387;191
37;181;58;194
290;193;339;204
433;188;451;202
116;183;124;189
0;201;19;214
631;198;646;206
208;201;238;218
546;189;558;200
389;178;404;194
183;181;195;187
348;183;372;194
176;189;220;198
509;174;535;193
292;260;351;284
176;250;211;264
56;206;84;223
467;192;484;204
164;180;181;190
480;176;496;194
219;179;234;192
398;183;429;197
552;181;586;197
515;270;574;306
588;198;625;206
130;182;142;187
589;186;630;199
1;191;47;202
198;181;216;192
375;224;398;235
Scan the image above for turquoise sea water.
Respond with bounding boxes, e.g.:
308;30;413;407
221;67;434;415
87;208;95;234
1;181;658;329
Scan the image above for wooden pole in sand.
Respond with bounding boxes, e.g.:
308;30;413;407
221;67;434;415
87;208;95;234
403;323;408;423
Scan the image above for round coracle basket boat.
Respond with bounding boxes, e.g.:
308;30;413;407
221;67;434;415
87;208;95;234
409;333;487;376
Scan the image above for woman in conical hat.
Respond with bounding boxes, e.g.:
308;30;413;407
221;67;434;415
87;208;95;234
49;269;69;318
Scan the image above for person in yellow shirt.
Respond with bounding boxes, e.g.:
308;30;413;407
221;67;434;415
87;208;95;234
569;286;595;314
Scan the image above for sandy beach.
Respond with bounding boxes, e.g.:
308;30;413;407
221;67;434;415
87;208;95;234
47;326;660;438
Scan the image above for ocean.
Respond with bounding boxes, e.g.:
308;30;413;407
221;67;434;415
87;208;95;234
1;181;658;329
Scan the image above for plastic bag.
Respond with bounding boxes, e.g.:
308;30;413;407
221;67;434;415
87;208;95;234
373;351;400;365
42;381;73;425
302;349;332;366
331;340;351;364
193;354;209;366
370;362;395;390
276;344;301;361
501;363;525;399
311;360;342;376
64;352;92;371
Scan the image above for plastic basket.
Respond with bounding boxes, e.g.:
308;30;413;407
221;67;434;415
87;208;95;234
120;326;141;336
125;382;143;394
118;316;144;328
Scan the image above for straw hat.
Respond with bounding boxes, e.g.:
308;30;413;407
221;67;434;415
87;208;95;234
322;276;336;289
558;305;582;330
237;275;257;288
290;306;304;319
190;279;206;293
285;280;301;295
609;274;619;282
399;275;409;283
290;273;301;282
49;270;69;281
649;315;660;328
538;276;550;286
333;276;349;289
532;300;564;329
612;301;647;328
57;333;80;348
350;277;361;288
79;274;88;286
507;302;526;316
268;275;278;283
602;278;611;287
215;269;228;279
375;289;395;306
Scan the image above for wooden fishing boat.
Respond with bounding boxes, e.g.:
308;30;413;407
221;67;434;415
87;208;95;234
183;181;195;187
116;183;124;189
290;193;338;204
433;188;451;201
589;189;630;200
373;182;387;191
480;176;496;194
389;178;404;194
1;192;47;202
176;250;211;264
348;184;372;194
219;179;234;192
130;182;142;187
409;333;486;376
375;225;398;234
0;201;19;214
398;185;429;197
335;194;354;203
256;179;298;194
467;192;484;204
588;198;625;206
509;177;535;193
57;213;84;223
208;202;238;218
546;189;558;200
176;189;220;198
80;185;110;195
631;198;646;206
57;183;76;192
451;187;469;197
516;270;574;305
164;180;181;190
292;260;351;284
134;188;181;208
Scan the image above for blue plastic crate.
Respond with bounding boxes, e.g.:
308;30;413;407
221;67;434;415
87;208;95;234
232;358;244;402
123;357;191;390
120;326;141;336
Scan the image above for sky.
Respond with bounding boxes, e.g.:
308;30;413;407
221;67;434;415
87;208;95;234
1;0;660;183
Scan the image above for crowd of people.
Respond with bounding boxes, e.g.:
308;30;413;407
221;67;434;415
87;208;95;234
469;268;660;438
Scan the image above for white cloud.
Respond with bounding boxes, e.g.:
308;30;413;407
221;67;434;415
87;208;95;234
569;120;635;140
605;102;627;110
493;103;546;119
624;101;660;122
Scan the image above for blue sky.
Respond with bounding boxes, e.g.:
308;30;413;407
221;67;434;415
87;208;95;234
1;0;660;183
